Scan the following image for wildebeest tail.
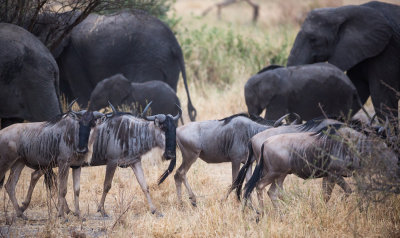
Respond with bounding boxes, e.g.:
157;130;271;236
243;144;265;201
230;142;253;200
44;168;57;190
158;158;176;185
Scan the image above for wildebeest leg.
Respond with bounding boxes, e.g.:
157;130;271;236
21;169;45;212
130;161;161;216
174;152;198;206
217;0;237;19
322;177;336;203
98;163;117;217
72;167;81;217
5;161;26;219
57;164;69;218
254;174;278;213
334;176;352;197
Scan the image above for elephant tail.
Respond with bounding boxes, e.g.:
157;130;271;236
354;93;371;120
176;48;197;121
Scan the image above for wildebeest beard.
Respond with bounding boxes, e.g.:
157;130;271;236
77;112;96;153
162;116;177;160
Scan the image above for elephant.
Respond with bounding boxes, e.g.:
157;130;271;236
88;74;183;124
287;1;400;121
244;63;369;121
43;10;197;121
0;23;61;128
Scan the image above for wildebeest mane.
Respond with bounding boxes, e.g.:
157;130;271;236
311;123;344;139
297;116;340;132
219;113;250;125
219;113;275;126
249;114;276;126
45;113;68;126
256;64;283;74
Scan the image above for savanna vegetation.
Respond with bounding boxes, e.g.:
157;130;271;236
1;0;400;237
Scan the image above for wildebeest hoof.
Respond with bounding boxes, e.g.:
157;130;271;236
17;213;28;220
73;211;81;217
191;201;197;207
151;210;164;218
21;202;28;211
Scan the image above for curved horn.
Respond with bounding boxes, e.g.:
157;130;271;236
290;113;302;125
141;101;153;117
145;115;156;121
108;101;117;114
93;111;105;119
369;114;377;126
68;98;78;112
76;110;87;116
172;104;182;121
273;113;290;127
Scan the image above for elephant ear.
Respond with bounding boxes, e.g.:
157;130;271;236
328;5;393;71
109;74;132;105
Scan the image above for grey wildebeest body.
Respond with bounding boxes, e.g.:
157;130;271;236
244;63;369;121
242;125;398;213
88;74;183;124
159;114;289;206
230;117;344;200
1;108;103;218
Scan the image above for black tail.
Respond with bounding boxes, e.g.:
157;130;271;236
0;175;4;189
44;168;57;190
158;158;176;185
230;142;253;200
243;144;265;202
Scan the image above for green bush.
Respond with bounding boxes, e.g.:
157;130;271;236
177;24;294;87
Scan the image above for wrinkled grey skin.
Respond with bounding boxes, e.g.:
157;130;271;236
55;10;196;121
0;23;61;128
245;63;361;121
88;74;183;124
287;1;400;120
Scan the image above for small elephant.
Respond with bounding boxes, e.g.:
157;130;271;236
88;74;183;124
244;63;368;121
0;23;61;128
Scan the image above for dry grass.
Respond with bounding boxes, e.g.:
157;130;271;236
1;0;400;237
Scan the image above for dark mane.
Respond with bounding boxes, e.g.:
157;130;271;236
311;123;344;139
45;113;68;125
248;114;276;126
256;65;283;74
298;116;340;132
219;113;250;125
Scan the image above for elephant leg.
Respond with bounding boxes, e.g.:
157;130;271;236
98;163;117;217
1;118;24;129
347;68;370;114
5;161;26;219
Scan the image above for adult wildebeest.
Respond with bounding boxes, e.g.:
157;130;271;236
202;0;259;22
230;117;344;200
1;101;103;219
7;102;181;217
158;113;296;206
242;124;398;214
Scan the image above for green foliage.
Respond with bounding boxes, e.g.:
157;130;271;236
178;24;293;87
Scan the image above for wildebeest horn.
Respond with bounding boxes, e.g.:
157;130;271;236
172;104;182;121
93;111;104;119
273;113;290;127
369;114;377;126
68;98;78;112
290;113;302;125
108;101;117;114
76;110;87;116
141;101;153;117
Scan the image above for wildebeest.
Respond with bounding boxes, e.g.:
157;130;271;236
1;101;103;219
158;113;295;206
230;117;344;200
8;102;181;217
242;124;398;213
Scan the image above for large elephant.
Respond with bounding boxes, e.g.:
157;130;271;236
51;10;196;121
287;1;400;121
245;63;367;121
88;74;183;124
0;23;61;128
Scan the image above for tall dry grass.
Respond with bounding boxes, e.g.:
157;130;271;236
1;0;400;237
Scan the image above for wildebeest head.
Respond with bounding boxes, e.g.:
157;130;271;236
68;99;104;154
142;102;181;160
